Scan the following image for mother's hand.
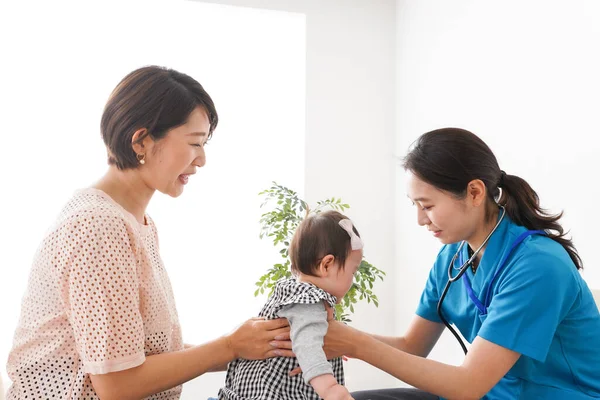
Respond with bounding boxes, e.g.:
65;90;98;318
226;317;294;360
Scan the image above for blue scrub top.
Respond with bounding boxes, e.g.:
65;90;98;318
416;215;600;399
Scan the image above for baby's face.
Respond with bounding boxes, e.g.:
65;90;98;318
328;249;363;301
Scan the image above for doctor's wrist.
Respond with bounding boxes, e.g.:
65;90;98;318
352;330;377;360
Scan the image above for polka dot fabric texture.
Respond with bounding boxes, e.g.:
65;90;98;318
6;188;183;399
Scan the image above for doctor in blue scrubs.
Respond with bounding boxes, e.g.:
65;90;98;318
321;128;600;399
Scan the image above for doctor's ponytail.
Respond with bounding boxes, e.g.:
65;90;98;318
498;172;582;269
403;128;582;270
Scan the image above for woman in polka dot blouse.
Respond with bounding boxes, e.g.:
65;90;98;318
5;66;293;400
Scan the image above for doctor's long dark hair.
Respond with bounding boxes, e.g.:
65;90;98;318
403;128;582;270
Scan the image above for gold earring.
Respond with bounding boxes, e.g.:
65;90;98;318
137;153;146;165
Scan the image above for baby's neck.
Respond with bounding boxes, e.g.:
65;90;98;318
296;273;327;291
295;272;338;302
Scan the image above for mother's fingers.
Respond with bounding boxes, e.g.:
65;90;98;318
266;348;295;358
271;327;291;341
260;317;290;331
269;340;292;350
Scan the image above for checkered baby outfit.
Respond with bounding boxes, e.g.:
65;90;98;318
219;279;344;400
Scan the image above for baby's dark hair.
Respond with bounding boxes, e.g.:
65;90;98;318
289;210;361;277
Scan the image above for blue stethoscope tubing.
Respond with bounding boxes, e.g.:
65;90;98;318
436;206;546;354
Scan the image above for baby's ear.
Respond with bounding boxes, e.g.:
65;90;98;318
316;254;335;277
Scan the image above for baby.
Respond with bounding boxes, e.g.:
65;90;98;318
218;210;363;400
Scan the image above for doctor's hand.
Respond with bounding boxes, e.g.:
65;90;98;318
323;320;358;359
321;302;356;360
289;304;353;377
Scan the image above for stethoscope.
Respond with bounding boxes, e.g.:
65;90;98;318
436;205;546;355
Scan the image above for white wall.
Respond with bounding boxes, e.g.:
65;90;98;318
7;0;594;397
395;0;600;366
1;0;399;398
0;1;306;398
197;0;400;395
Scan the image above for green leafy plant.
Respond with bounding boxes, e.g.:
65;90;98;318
254;182;386;322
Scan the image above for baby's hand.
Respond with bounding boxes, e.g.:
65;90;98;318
322;384;354;400
310;374;353;400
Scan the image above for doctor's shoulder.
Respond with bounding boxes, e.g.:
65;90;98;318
503;234;580;287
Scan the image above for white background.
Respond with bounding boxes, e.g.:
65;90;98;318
394;0;600;367
0;1;306;397
2;0;600;398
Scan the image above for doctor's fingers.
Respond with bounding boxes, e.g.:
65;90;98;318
324;303;335;321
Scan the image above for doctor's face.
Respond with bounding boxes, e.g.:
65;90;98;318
406;172;479;244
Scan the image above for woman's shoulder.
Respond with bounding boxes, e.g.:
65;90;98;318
513;231;575;272
499;230;580;293
50;188;138;238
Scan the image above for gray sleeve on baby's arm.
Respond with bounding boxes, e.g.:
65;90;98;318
278;302;333;384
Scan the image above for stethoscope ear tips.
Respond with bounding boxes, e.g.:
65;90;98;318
494;187;503;205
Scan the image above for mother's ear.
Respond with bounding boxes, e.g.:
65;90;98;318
131;128;154;155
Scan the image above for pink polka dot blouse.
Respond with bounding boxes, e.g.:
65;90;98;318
6;188;184;399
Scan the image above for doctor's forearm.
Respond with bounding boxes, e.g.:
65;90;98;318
369;334;408;352
354;335;484;400
369;334;430;357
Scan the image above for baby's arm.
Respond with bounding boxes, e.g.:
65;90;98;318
278;303;353;400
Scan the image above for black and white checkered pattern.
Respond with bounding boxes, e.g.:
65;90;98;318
218;278;344;400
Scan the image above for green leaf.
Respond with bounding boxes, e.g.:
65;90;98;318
257;182;385;320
